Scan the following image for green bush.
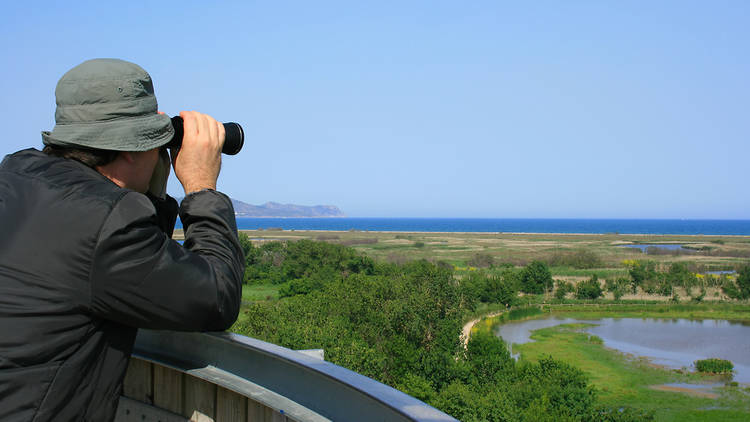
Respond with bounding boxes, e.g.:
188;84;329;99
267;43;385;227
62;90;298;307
695;358;733;374
520;261;553;294
468;252;495;268
605;277;630;300
738;265;750;299
628;260;658;293
547;249;603;269
554;280;574;300
576;275;603;300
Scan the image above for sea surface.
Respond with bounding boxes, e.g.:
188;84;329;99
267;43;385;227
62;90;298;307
176;218;750;235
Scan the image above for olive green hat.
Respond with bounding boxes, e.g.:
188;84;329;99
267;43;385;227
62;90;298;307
41;58;174;151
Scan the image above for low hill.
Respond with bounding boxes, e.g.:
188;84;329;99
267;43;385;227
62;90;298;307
231;199;344;217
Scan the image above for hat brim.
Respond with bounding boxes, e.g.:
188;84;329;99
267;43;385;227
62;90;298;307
42;113;174;152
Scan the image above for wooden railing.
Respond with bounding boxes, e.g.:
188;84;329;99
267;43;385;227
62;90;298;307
114;330;457;422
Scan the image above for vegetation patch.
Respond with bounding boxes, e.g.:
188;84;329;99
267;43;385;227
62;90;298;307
232;233;750;420
695;359;734;375
512;322;749;421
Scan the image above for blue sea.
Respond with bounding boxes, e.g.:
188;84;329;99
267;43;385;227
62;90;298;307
178;218;750;235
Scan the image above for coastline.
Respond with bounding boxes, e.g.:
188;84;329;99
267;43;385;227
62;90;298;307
237;229;750;237
223;217;750;236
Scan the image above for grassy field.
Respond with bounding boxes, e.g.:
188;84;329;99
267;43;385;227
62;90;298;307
241;283;281;302
225;229;750;302
227;229;750;272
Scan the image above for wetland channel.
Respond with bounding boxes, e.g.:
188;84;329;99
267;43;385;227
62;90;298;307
495;317;750;383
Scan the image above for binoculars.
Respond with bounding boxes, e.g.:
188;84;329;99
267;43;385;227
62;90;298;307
167;116;244;155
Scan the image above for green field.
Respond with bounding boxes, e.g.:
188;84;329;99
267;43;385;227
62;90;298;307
226;229;750;274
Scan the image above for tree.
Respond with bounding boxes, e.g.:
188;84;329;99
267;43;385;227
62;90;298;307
484;272;519;306
465;331;514;385
520;261;553;294
554;280;574;300
737;265;750;300
628;260;657;293
576;275;603;300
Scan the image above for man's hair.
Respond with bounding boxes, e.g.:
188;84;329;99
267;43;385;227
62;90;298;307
42;145;119;168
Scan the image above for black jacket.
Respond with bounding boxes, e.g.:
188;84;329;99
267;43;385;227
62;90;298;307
0;149;245;421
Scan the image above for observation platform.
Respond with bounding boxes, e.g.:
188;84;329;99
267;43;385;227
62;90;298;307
115;330;457;422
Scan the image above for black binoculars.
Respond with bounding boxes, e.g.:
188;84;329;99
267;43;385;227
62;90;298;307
167;116;244;155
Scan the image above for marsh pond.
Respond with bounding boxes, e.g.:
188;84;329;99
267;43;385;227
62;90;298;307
495;317;750;383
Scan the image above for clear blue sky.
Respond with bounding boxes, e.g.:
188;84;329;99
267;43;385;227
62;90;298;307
2;1;748;218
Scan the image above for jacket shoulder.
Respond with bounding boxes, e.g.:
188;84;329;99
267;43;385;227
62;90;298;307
98;191;158;240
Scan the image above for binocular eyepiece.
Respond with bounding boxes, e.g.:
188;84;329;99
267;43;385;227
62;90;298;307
167;116;244;155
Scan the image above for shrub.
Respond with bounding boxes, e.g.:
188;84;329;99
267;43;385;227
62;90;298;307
576;275;603;300
690;287;706;303
414;241;425;248
667;262;696;288
628;260;658;293
721;267;750;300
605;277;629;300
554;280;574;300
695;358;733;374
546;249;603;269
520;261;553;294
738;265;750;299
468;252;495;268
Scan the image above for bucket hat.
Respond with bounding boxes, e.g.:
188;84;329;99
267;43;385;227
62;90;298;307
41;58;174;151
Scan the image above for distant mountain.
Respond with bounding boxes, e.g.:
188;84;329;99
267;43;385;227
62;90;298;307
231;199;345;217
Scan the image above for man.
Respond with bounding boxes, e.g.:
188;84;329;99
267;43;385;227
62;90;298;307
0;59;245;421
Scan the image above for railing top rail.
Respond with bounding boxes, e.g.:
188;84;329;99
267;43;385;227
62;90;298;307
133;329;457;422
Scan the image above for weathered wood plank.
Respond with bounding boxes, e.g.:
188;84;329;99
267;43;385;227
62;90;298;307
183;375;216;420
153;364;183;414
123;358;153;404
216;387;247;422
115;396;187;422
271;410;288;422
264;407;277;422
246;400;265;422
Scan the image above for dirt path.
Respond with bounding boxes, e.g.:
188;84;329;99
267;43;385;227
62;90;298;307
462;311;504;347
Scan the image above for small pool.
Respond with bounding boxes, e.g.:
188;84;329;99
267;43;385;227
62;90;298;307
618;244;688;252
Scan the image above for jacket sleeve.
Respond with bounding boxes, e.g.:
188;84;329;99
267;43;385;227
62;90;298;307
89;189;245;331
145;192;179;238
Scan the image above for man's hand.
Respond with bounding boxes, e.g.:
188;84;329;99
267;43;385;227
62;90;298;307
170;111;225;195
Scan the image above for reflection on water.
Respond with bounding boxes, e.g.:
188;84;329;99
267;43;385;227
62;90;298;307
495;317;750;383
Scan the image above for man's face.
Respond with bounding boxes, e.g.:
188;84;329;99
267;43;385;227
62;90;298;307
129;148;161;193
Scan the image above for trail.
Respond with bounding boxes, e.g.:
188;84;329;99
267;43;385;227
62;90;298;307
461;310;504;348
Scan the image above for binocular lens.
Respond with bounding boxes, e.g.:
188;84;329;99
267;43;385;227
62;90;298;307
168;116;244;155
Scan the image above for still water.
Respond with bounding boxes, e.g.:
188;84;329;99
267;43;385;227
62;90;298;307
495;317;750;383
617;244;688;252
